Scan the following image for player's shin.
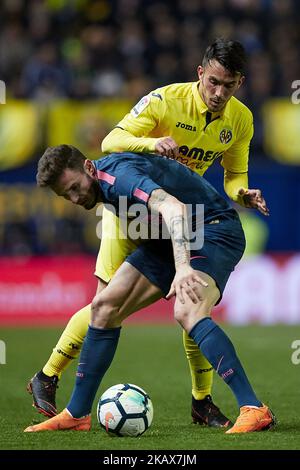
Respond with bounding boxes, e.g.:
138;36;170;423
43;304;91;378
67;325;121;418
183;330;213;400
189;318;261;408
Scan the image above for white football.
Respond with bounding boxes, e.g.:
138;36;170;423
97;383;153;437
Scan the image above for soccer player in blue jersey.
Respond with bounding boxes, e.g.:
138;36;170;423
28;39;269;428
25;145;275;434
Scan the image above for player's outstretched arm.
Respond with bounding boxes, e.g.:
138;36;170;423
148;189;208;304
102;128;179;159
101;127;159;154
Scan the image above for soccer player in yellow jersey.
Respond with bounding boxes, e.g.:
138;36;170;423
27;39;268;427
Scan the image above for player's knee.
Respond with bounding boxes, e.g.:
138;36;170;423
173;294;217;331
174;304;195;327
91;293;121;328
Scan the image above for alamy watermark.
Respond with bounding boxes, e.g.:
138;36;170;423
291;340;300;365
0;80;6;104
0;340;6;364
291;80;300;104
95;198;205;250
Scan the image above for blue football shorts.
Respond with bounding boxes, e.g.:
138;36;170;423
126;214;246;303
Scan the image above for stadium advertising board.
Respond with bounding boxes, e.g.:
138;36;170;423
0;254;299;325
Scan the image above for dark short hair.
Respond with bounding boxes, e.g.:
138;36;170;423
36;144;86;187
202;38;247;76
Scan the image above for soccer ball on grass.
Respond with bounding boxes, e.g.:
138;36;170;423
97;383;153;437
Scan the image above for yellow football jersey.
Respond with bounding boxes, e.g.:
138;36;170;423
102;81;253;178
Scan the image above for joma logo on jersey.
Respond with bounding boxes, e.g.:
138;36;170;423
176;121;196;132
220;129;232;144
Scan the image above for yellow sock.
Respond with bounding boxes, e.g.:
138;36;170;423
183;330;213;400
43;304;91;379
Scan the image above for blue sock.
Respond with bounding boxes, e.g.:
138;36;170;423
67;325;121;418
189;318;261;408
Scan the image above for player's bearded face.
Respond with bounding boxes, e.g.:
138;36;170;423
198;60;244;112
81;177;101;210
54;169;101;210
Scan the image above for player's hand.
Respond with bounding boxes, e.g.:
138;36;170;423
155;137;179;159
166;265;208;304
238;188;270;216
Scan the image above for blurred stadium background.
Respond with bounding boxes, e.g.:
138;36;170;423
1;0;300;327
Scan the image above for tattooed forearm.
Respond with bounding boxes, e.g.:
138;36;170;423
170;215;190;267
148;189;191;268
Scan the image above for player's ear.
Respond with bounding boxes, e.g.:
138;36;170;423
84;159;96;177
197;65;204;80
237;75;245;89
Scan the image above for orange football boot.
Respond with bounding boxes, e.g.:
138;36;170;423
24;408;91;432
226;404;276;434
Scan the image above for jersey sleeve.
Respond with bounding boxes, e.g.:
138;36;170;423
224;170;248;205
101;90;165;154
221;112;253;174
114;164;162;207
101;127;159;154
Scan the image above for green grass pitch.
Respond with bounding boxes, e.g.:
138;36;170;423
0;324;300;450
